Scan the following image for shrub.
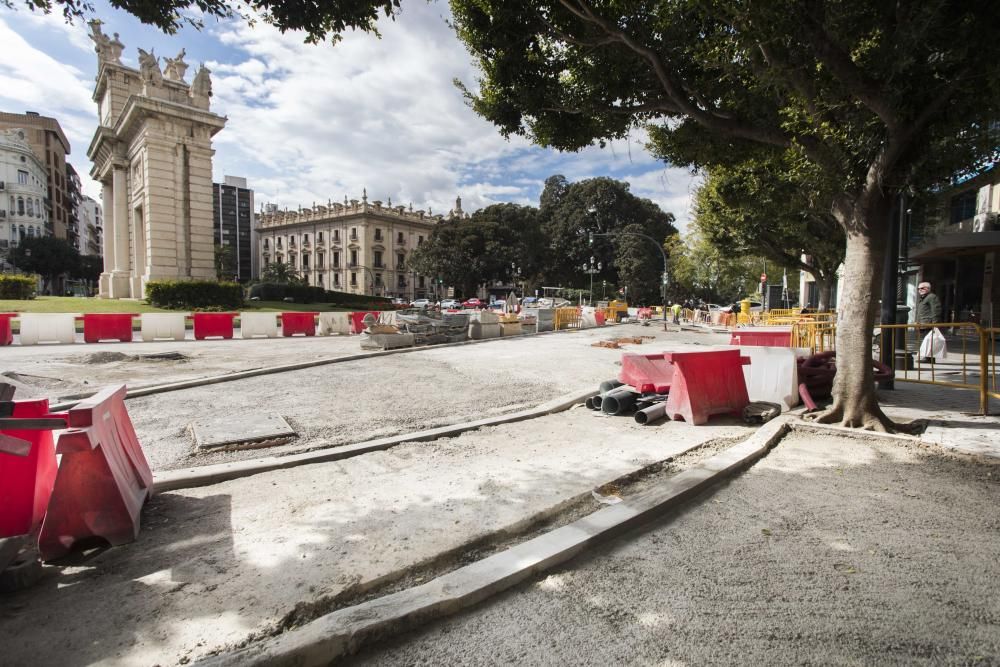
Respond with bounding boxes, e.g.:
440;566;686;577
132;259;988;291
247;283;393;308
0;275;36;300
146;280;244;310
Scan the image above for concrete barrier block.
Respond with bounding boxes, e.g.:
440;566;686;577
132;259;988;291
139;313;187;342
240;312;279;339
500;321;522;336
17;314;77;345
469;321;501;340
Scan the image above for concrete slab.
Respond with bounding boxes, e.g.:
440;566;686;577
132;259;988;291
191;414;297;450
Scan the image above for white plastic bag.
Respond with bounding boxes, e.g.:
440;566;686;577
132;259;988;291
919;328;948;360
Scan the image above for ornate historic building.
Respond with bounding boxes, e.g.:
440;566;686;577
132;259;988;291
0;111;71;239
0;127;50;261
86;21;226;298
257;192;465;300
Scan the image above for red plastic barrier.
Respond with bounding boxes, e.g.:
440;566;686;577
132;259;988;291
82;313;136;343
0;399;64;539
637;307;652;320
281;311;318;337
729;326;792;347
349;311;380;334
618;353;675;394
594;311;606;326
38;385;153;561
663;350;751;425
0;313;15;346
192;312;237;340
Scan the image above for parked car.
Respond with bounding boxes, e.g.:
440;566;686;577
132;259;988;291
391;297;408;306
440;298;461;309
722;300;764;313
462;297;483;308
410;298;432;309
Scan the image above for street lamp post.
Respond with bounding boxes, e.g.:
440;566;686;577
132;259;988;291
582;256;601;305
590;231;669;324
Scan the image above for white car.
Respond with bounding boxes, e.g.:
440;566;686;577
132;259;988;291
410;298;432;309
440;298;461;309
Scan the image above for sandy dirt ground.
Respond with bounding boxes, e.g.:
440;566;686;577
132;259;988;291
350;430;1000;667
0;409;751;667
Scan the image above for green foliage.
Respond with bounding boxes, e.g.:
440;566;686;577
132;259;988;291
8;236;81;291
214;244;236;281
0;275;36;300
146;280;244;310
76;255;104;283
12;0;401;43
667;232;769;305
247;282;392;308
259;261;305;285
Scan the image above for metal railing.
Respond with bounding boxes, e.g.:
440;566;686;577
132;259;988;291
790;319;999;414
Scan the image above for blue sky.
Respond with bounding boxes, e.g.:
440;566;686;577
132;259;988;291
0;1;700;229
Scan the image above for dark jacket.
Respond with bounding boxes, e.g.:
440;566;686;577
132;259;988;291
916;291;942;324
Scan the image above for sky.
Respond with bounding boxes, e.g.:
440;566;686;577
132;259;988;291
0;1;701;230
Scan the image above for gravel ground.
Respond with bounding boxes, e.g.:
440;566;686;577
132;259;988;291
0;409;750;667
349;430;1000;667
7;324;727;471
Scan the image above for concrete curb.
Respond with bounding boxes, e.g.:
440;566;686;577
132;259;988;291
153;388;595;493
196;416;792;667
50;323;615;412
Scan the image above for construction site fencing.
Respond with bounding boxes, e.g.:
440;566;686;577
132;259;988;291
790;319;998;415
554;307;582;330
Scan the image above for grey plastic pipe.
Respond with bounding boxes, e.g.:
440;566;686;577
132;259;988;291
601;388;637;415
634;402;668;425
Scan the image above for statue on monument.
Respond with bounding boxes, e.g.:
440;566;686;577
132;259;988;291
163;48;189;82
137;48;163;87
190;64;213;109
88;19;124;65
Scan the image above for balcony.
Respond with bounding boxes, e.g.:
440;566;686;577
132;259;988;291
332;235;342;245
348;262;359;268
315;237;325;247
374;263;385;269
349;233;358;241
396;236;406;245
910;213;1000;260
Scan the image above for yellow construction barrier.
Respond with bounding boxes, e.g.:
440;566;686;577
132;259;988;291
793;320;998;414
554;307;582;330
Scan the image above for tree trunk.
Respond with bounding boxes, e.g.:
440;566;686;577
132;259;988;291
815;275;834;312
809;196;900;431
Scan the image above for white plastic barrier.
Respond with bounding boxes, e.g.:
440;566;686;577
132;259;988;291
720;345;802;411
17;313;77;345
580;311;598;328
140;313;187;342
377;310;398;326
318;312;351;335
240;312;279;339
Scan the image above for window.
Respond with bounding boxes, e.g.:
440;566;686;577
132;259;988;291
397;275;405;288
35;199;40;216
418;276;425;288
316;274;324;288
333;252;340;268
17;198;24;216
397;253;405;269
950;190;977;225
263;257;270;267
374;251;383;268
290;256;297;269
397;232;404;243
26;199;33;217
333;230;340;242
303;233;309;244
302;255;310;269
334;274;341;287
317;231;323;242
350;249;358;266
263;238;269;249
375;228;383;241
350;227;358;240
17;171;28;185
317;252;325;267
418;235;424;246
375;273;383;287
351;272;357;286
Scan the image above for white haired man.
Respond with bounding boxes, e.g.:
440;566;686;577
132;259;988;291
916;281;943;363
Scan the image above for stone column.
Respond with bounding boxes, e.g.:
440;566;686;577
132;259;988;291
109;162;132;298
98;180;114;298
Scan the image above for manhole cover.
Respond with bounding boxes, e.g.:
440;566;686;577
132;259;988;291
191;414;297;450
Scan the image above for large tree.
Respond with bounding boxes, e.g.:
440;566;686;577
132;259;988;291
666;231;770;306
539;176;676;304
448;0;1000;430
8;236;81;294
693;157;845;310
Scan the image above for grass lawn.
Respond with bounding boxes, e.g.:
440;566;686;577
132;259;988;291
0;296;370;314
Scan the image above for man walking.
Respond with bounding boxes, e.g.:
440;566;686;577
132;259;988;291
916;281;943;363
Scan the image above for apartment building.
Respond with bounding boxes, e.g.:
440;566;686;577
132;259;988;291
0;127;50;267
212;176;255;281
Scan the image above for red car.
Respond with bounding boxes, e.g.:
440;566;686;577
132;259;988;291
462;298;483;308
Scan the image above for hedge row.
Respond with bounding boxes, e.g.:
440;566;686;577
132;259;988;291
146;280;244;310
0;275;36;300
247;282;393;308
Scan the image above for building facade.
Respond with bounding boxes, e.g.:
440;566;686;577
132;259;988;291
79;195;103;257
86;21;226;298
66;164;82;251
0;111;72;239
0;127;50;269
257;192;461;299
908;166;1000;326
213;175;255;281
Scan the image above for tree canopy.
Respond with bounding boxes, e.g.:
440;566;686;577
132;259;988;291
8;236;84;292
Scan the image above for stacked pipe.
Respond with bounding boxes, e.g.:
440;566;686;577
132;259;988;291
585;379;669;424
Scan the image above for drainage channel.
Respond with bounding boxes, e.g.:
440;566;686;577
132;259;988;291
203;434;743;661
